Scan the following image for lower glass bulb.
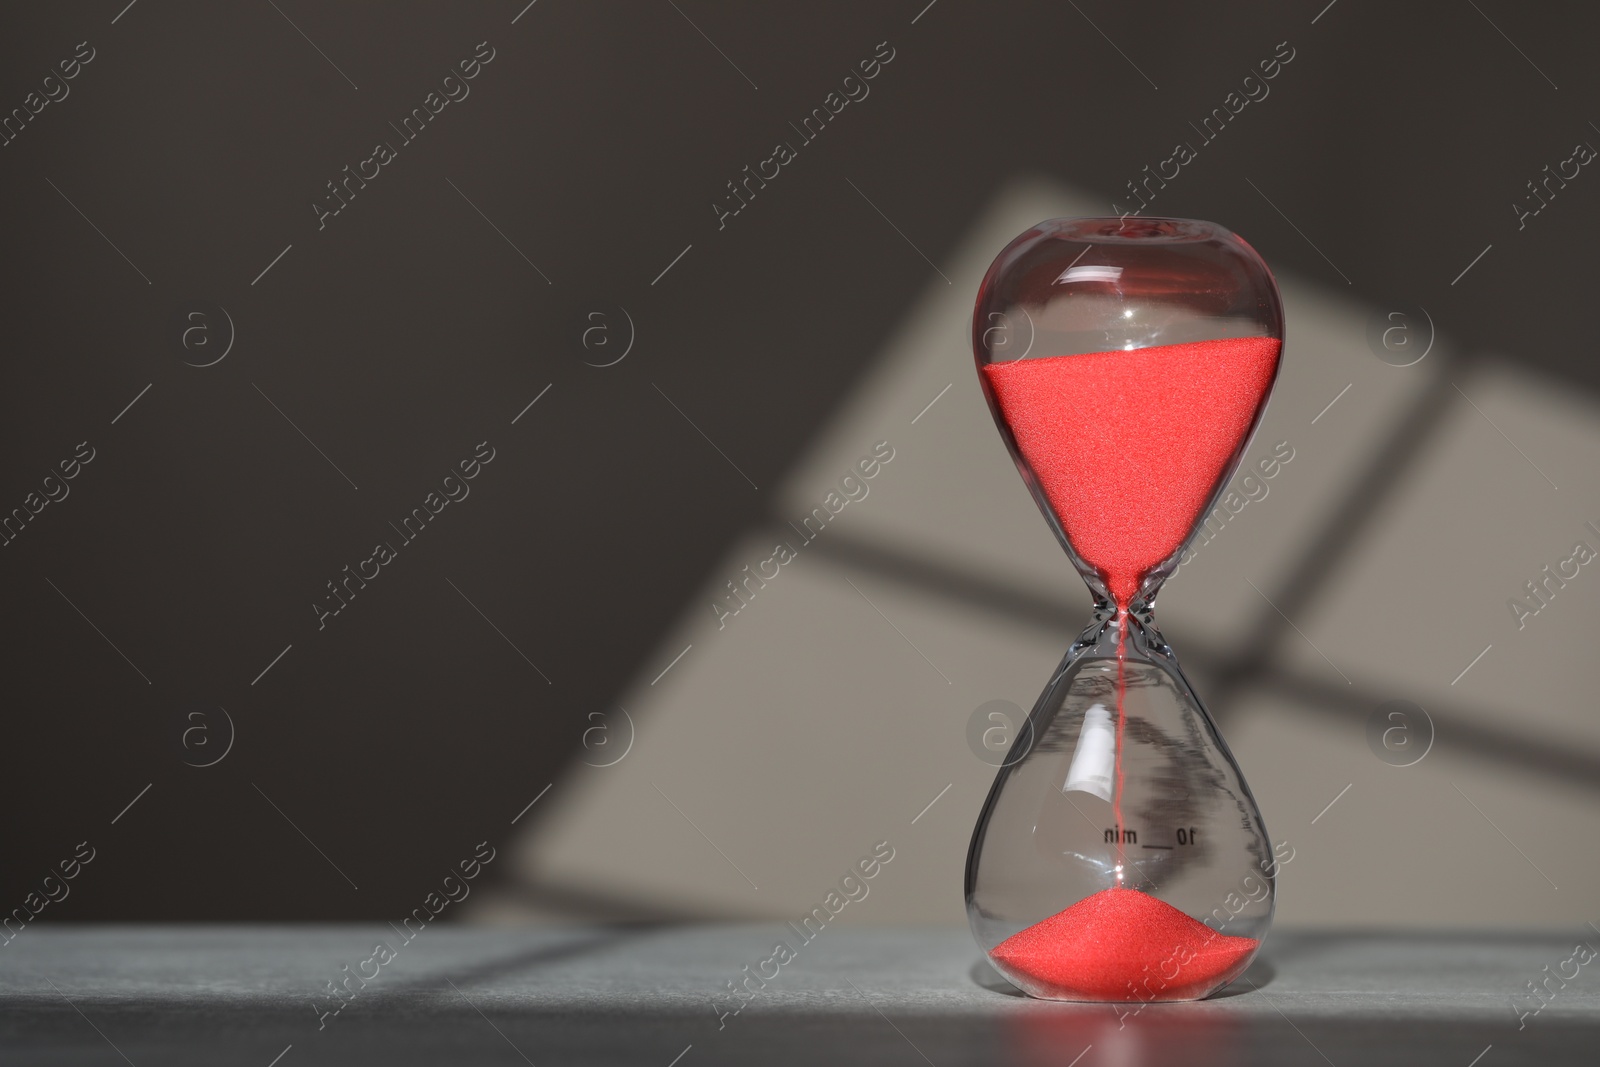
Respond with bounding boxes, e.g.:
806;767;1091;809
966;610;1277;1002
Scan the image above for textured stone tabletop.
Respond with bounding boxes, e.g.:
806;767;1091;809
1;926;1594;1065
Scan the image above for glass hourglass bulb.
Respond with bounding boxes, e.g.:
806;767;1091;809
966;217;1284;1003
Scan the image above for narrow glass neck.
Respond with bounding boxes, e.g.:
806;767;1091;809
1076;597;1171;663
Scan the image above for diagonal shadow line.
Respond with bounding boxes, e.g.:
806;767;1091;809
1246;665;1600;792
374;927;641;994
1;930;645;1013
797;522;1600;794
495;876;771;923
1209;351;1472;706
799;527;1081;635
307;927;647;1004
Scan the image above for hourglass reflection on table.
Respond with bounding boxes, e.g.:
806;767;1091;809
966;217;1285;1002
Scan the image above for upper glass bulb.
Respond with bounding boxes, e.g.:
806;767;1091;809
972;216;1284;610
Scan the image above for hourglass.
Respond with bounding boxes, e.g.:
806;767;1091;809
966;217;1283;1002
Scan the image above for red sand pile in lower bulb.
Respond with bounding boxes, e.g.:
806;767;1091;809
981;336;1280;607
990;888;1258;1000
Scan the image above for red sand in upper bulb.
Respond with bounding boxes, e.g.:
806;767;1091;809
990;888;1258;1001
981;336;1280;606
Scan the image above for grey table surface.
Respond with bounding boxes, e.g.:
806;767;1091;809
0;925;1595;1066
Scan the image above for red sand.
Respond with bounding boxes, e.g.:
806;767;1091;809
991;888;1258;1001
981;340;1273;1000
981;337;1280;606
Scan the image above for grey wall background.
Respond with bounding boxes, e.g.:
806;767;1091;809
2;0;1597;923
